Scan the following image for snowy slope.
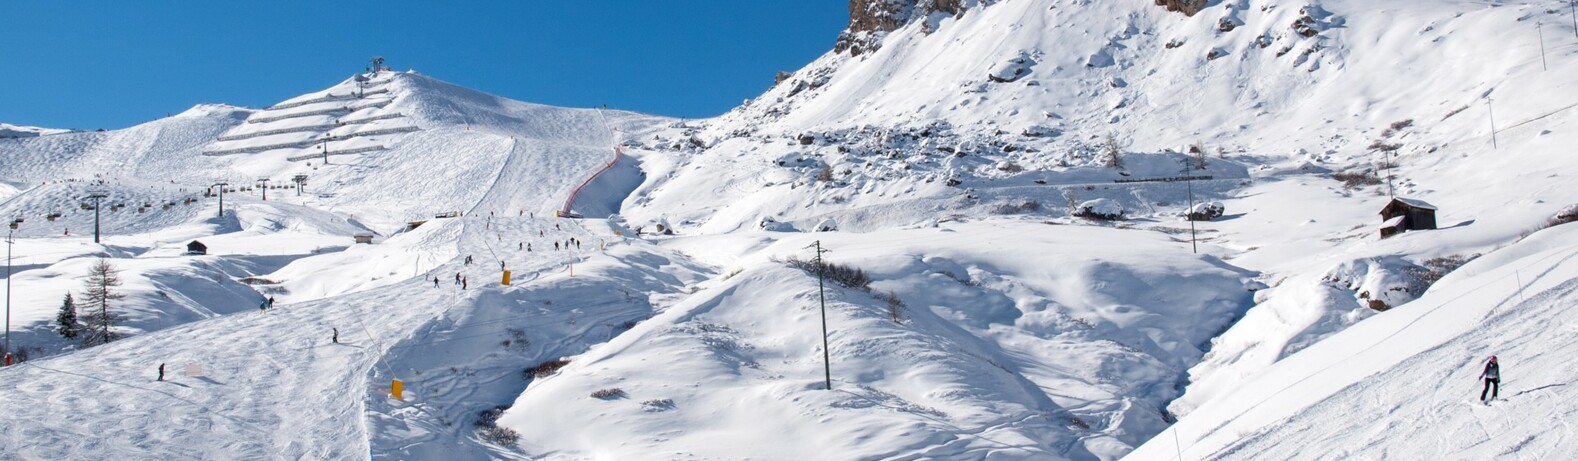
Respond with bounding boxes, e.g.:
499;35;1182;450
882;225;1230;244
0;0;1575;459
1129;222;1578;459
498;222;1255;460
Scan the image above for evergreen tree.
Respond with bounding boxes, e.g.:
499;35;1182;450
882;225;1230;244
79;259;124;347
55;293;80;339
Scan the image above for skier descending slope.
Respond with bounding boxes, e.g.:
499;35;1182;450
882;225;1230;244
1479;356;1501;403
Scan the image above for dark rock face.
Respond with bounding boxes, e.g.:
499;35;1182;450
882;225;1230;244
835;0;968;56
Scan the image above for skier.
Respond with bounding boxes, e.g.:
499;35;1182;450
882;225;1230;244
1479;355;1501;403
332;328;339;344
518;242;523;250
158;363;165;381
433;276;440;287
527;243;532;252
455;273;462;285
259;299;268;313
267;296;275;309
554;241;560;251
461;276;468;290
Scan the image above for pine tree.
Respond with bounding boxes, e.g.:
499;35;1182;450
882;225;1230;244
79;259;124;347
56;293;80;339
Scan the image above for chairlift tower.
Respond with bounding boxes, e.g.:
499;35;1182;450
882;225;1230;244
83;192;108;244
5;219;19;365
292;174;308;196
210;182;229;218
257;178;271;201
371;56;385;73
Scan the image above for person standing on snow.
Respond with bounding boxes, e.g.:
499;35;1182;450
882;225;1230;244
1479;356;1501;402
158;363;166;381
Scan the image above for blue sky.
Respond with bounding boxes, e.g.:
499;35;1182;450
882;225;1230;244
0;1;847;130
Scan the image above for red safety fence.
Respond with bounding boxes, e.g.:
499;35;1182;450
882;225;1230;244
558;145;623;217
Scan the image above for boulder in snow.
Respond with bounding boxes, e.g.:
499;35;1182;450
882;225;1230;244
814;218;838;232
758;216;795;232
1187;202;1225;221
988;55;1035;83
1073;198;1124;220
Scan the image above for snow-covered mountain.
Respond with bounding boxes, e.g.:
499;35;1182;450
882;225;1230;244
1;0;1575;459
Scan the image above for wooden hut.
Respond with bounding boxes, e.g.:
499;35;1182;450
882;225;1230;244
185;240;208;255
353;232;375;244
1380;197;1438;238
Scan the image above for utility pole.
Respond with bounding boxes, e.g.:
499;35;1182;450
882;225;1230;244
257;178;270;201
1539;22;1549;71
211;182;229;218
1488;98;1499;149
811;240;833;391
1181;166;1198;254
5;219;17;366
84;192;108;244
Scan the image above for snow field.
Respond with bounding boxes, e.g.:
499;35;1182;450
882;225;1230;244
1130;222;1578;459
497;222;1256;460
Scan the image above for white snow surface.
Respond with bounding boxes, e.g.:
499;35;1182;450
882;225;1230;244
1;0;1577;458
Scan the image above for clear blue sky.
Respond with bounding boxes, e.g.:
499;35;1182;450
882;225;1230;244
0;1;848;130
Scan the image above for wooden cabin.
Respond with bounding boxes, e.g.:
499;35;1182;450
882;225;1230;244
185;240;208;255
353;233;375;244
1380;197;1438;238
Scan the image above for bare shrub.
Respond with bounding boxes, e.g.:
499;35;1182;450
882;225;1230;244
878;291;906;323
1551;204;1578;227
642;399;676;412
591;388;627;400
784;257;872;290
475;405;521;445
1332;171;1382;189
526;358;570;378
1405;254;1479;289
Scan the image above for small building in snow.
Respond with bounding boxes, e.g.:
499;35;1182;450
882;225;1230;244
353;233;375;244
1380;197;1438;238
185;240;208;255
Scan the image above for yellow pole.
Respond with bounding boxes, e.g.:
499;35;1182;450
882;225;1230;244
391;379;404;400
502;270;512;285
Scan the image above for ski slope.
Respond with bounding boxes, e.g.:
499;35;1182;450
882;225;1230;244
1;0;1576;458
1129;222;1578;460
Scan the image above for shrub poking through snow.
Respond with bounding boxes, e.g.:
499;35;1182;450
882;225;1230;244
591;388;627;400
784;257;872;290
1332;170;1382;189
1552;204;1578;227
641;399;675;412
1404;254;1480;289
475;405;520;445
1073;198;1124;221
879;290;906;323
527;358;570;378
